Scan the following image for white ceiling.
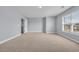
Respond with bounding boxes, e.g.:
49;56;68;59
15;6;71;17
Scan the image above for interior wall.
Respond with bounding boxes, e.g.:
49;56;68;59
46;16;56;33
22;17;28;33
0;7;22;42
28;17;43;32
56;6;79;42
28;16;56;33
42;17;46;33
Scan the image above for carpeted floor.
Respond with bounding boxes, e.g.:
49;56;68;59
0;32;79;52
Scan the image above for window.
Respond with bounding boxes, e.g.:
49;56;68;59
62;10;79;33
64;24;71;32
62;14;71;32
73;23;79;32
72;11;79;32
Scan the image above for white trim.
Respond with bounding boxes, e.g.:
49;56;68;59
57;33;79;44
0;33;21;45
24;32;27;33
28;31;43;32
46;32;56;34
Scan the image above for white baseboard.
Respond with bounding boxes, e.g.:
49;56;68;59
28;31;42;33
0;33;21;45
57;33;79;44
46;32;56;34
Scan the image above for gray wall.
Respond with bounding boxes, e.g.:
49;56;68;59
42;17;46;33
0;7;22;42
28;17;56;33
28;17;43;32
46;16;56;33
56;6;79;42
23;17;28;33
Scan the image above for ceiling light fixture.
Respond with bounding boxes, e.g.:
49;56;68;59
38;6;42;8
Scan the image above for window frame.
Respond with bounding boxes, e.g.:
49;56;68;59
62;11;79;34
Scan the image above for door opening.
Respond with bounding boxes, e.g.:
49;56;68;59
21;18;25;34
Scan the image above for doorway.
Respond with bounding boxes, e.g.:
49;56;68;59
21;18;25;34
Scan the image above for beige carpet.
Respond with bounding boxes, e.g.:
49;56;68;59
0;32;79;52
